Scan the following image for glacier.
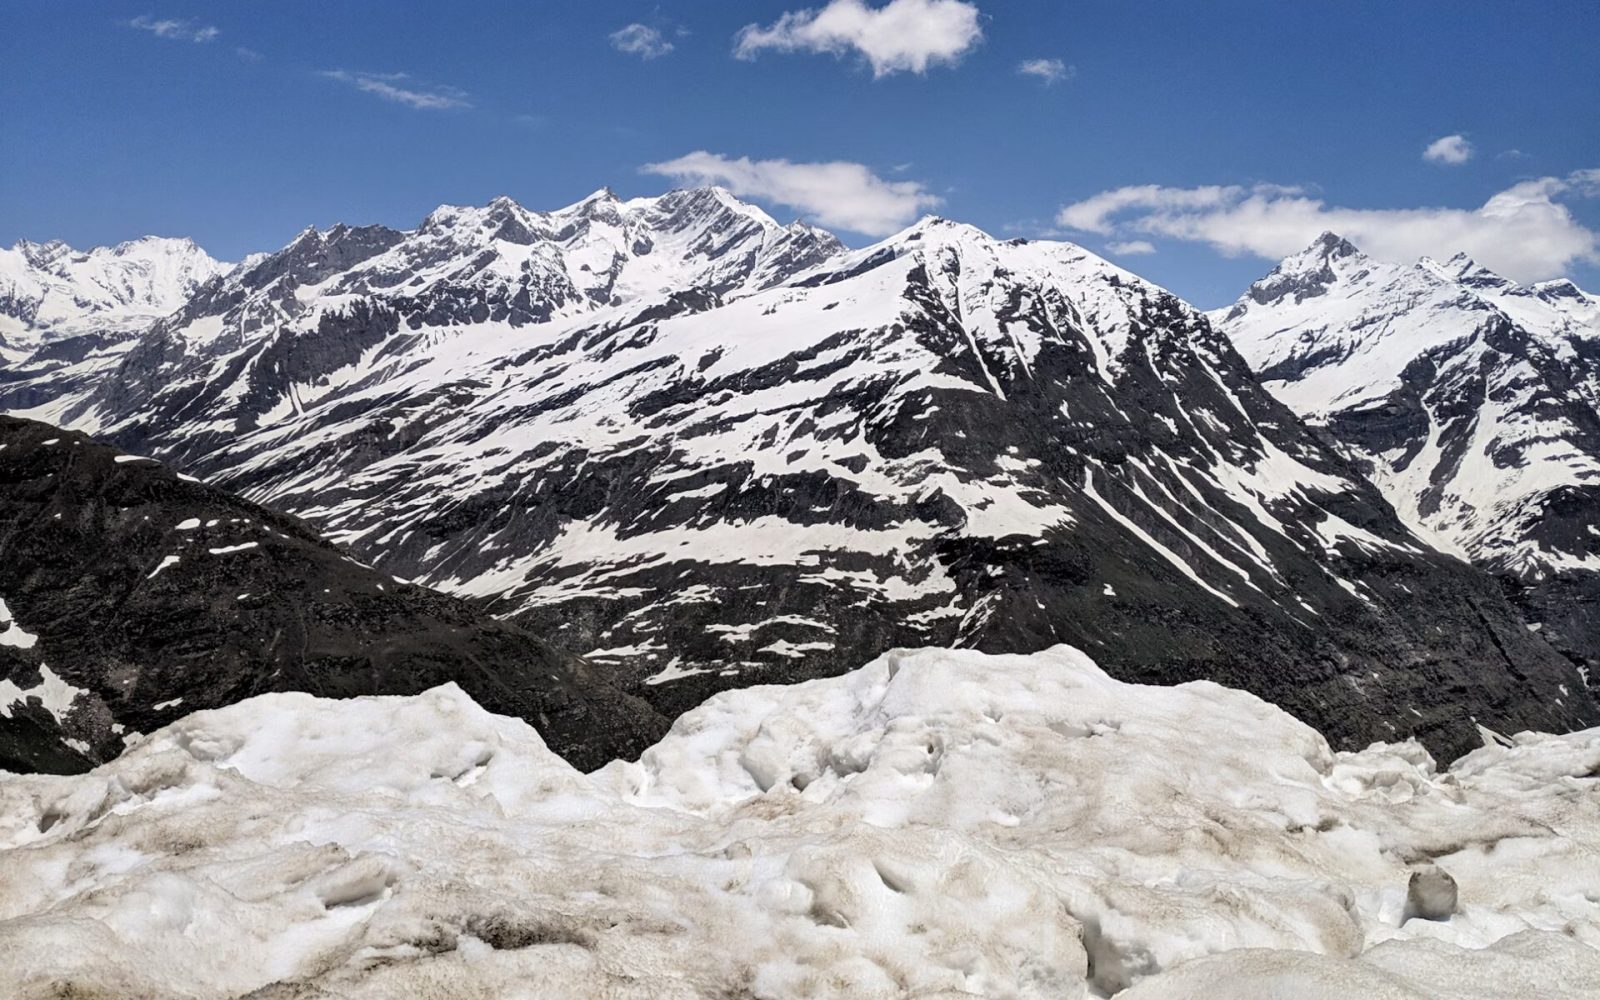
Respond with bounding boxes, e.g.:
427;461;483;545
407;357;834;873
2;644;1596;998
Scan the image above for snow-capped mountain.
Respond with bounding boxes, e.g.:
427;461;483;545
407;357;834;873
0;235;227;361
5;191;1594;760
1214;234;1600;677
0;415;666;774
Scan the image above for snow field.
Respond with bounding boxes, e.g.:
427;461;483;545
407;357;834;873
1;644;1596;997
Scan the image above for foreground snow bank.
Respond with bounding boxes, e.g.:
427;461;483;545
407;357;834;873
1;645;1597;998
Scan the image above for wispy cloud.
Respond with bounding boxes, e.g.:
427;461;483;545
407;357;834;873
610;23;674;59
642;150;941;235
1106;240;1155;255
1423;134;1474;165
127;15;219;43
235;47;263;62
734;0;983;77
318;70;472;111
1056;171;1600;282
1017;58;1073;85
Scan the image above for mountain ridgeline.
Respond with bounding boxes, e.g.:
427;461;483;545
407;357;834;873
1215;233;1600;687
1;190;1595;770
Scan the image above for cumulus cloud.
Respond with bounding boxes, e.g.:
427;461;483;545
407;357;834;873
642;151;941;235
127;15;219;42
1055;172;1600;282
610;23;674;59
1424;134;1474;165
734;0;983;77
1018;58;1073;85
1106;240;1156;255
318;70;472;111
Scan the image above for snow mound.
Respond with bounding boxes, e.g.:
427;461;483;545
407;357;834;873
1;645;1597;998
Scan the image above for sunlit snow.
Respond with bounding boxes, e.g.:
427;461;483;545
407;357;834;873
2;645;1595;998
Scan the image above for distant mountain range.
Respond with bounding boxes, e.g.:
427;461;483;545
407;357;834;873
1215;233;1600;683
0;235;226;362
2;190;1595;770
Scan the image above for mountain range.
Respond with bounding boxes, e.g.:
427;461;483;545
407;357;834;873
0;235;225;362
1214;235;1600;683
1;189;1596;770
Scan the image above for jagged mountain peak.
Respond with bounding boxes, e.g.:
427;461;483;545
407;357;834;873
1234;232;1371;311
1297;230;1362;262
570;184;620;206
0;234;228;355
1274;231;1365;274
1533;277;1593;303
11;238;72;268
895;213;992;244
9;234;214;269
1415;250;1516;291
1216;235;1600;679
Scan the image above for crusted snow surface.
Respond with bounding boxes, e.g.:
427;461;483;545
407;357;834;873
1;644;1596;999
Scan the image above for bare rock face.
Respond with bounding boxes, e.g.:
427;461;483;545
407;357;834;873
1405;864;1458;921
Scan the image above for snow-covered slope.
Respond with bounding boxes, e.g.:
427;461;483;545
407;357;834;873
4;193;1594;759
0;235;226;361
2;645;1596;998
1214;234;1600;677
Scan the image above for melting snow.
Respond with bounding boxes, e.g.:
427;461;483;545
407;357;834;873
0;664;86;721
0;645;1595;997
207;542;259;555
0;598;40;650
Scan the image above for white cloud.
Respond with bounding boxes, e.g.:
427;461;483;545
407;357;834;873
128;15;219;43
1055;172;1600;282
1424;134;1474;165
610;23;674;59
1106;240;1156;255
235;47;263;62
318;70;472;111
1058;185;1244;235
1017;58;1073;85
734;0;983;77
642;151;941;235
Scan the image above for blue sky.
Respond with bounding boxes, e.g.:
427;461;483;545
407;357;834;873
3;0;1597;307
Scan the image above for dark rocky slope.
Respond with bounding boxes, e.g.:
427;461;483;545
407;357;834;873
0;415;667;774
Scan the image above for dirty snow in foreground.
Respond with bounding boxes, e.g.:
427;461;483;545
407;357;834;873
1;647;1597;999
